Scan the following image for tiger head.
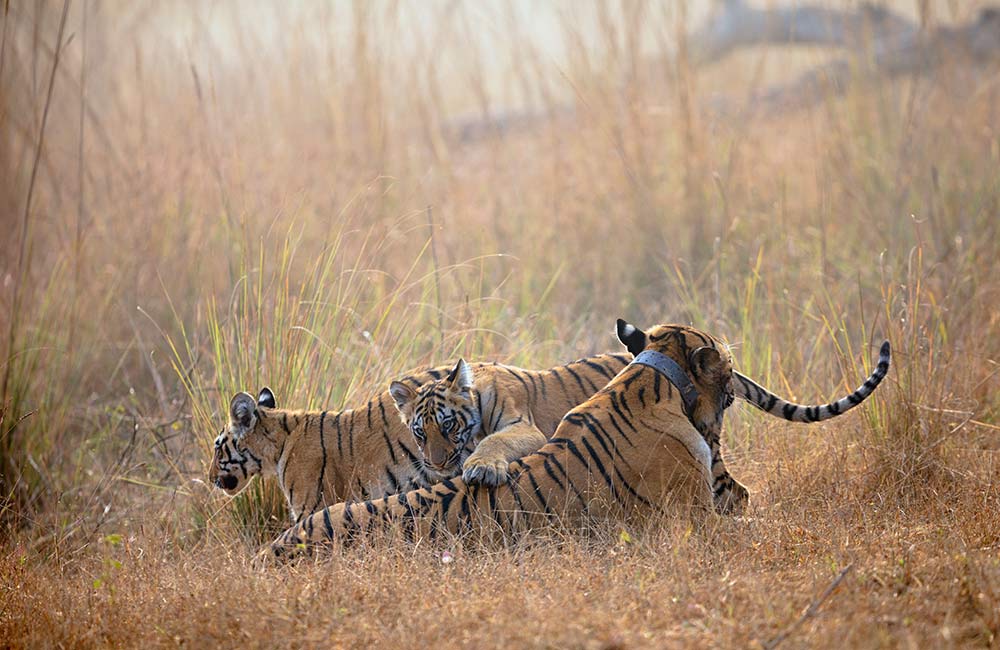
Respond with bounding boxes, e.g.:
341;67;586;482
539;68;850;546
616;320;735;436
389;359;482;480
208;387;278;495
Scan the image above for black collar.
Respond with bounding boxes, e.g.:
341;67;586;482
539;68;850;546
629;350;700;413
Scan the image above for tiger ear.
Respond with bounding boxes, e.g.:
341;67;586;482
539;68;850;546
229;392;256;429
616;319;647;357
689;346;727;383
389;381;417;416
447;358;474;393
257;387;276;409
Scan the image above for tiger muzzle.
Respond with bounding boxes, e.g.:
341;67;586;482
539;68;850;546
216;475;239;491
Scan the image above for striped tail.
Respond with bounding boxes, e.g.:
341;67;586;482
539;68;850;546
733;341;891;423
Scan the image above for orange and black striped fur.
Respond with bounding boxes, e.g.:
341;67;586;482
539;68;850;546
389;358;563;488
209;354;629;522
265;322;891;558
616;320;891;513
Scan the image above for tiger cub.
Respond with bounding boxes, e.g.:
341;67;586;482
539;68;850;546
387;355;617;488
389;358;544;488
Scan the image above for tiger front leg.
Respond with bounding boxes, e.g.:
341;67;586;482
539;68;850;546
462;421;547;486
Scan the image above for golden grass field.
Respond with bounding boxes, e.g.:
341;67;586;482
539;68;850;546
1;1;999;648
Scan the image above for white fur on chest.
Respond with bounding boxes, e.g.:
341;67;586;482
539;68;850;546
691;434;712;473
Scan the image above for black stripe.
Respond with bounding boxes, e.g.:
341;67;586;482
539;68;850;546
509;477;529;513
563;365;590;395
381;428;399;464
549;367;569;395
437;487;457;521
579;437;621;502
540;457;566;491
534;371;548;399
335;411;344;457
485;380;500;431
609;394;637;437
570;413;618;462
523;468;554;515
459;488;472;523
347;413;356;457
581;358;615;381
384;466;401;493
603;411;637;453
506;367;531;397
524;371;540;402
314;411;328;514
322;507;335;540
397;440;423;469
540;450;584;505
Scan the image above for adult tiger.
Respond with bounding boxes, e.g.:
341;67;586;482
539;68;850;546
209;353;629;523
616;320;892;512
264;323;890;559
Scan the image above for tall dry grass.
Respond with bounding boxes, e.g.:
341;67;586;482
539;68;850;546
1;1;998;647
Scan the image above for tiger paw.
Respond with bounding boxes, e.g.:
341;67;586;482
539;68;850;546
252;546;281;570
461;454;509;486
255;530;309;568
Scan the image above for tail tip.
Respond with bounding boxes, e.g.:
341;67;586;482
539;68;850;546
879;340;891;359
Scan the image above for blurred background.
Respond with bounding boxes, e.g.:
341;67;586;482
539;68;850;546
1;0;998;543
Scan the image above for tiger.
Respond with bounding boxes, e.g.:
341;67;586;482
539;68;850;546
388;358;557;487
209;353;630;523
615;319;893;513
263;322;892;559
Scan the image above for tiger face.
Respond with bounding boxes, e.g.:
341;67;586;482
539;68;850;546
389;359;482;480
208;387;278;495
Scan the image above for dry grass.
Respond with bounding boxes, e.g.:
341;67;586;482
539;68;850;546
2;1;999;648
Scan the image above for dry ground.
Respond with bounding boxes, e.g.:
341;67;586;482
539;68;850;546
1;2;999;648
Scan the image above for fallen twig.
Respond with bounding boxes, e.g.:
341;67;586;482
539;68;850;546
762;563;854;650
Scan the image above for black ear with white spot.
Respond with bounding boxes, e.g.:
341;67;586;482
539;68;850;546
447;358;474;393
257;387;276;409
616;319;647;357
389;381;417;414
229;392;256;429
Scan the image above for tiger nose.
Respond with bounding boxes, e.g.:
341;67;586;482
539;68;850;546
217;475;238;491
426;447;450;468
